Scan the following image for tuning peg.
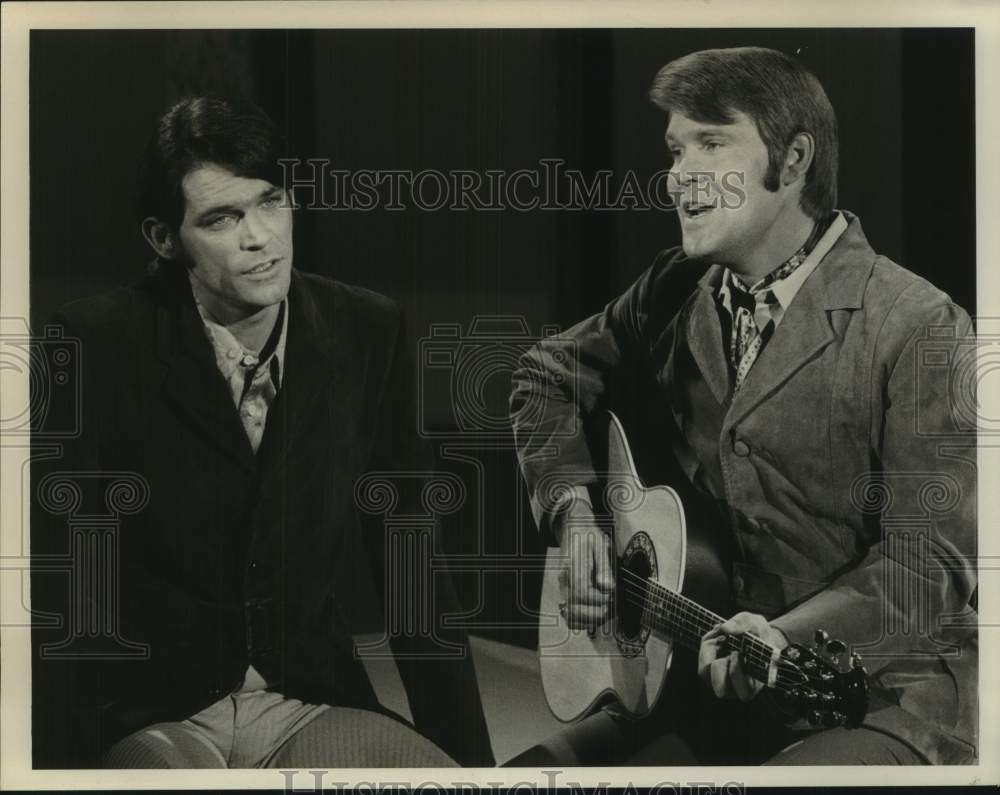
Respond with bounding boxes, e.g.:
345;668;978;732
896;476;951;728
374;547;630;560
826;638;846;655
825;710;846;727
850;652;864;669
813;629;829;647
808;710;823;726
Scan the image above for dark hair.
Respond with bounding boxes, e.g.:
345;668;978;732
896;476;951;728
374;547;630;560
649;47;838;220
137;96;289;229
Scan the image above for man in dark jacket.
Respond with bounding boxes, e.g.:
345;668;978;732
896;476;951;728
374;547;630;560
31;96;494;768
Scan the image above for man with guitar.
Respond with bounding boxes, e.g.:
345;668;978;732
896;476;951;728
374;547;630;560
510;47;977;765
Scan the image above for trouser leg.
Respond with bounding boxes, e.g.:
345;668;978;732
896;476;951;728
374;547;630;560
265;707;459;768
763;727;926;765
102;721;228;768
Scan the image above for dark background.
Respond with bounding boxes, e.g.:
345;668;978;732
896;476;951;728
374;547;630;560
30;29;976;647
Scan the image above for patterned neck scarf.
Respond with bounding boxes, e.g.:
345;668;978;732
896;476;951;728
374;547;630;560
719;220;829;392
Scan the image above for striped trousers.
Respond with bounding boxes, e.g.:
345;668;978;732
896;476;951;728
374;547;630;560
102;690;457;768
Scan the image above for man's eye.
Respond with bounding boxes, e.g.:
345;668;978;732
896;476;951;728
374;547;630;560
260;194;283;209
206;215;237;230
704;141;721;152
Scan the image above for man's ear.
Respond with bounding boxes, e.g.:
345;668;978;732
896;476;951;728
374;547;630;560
782;132;815;188
141;218;180;261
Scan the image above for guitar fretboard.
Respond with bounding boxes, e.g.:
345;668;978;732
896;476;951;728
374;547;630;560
627;574;777;684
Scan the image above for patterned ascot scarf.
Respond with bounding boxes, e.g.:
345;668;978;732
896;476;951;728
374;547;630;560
719;219;830;392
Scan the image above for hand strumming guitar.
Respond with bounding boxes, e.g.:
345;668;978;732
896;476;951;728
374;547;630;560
553;490;614;631
698;611;790;702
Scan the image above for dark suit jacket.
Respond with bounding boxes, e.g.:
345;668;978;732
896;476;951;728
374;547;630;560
511;213;977;764
31;264;494;767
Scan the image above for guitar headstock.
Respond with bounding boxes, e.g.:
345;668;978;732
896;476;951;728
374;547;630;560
771;629;869;729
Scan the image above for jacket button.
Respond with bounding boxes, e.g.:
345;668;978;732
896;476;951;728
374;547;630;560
733;440;750;457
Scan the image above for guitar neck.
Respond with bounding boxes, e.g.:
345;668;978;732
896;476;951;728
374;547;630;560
638;578;778;685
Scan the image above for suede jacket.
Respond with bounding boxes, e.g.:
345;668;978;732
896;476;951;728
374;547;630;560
511;213;977;764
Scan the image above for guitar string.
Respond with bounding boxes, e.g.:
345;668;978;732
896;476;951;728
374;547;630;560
613;568;750;651
612;581;813;696
556;559;838;699
615;569;787;681
605;570;812;693
573;585;810;698
616;567;762;650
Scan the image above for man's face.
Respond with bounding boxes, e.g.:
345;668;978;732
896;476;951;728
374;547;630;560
175;164;293;320
666;110;790;272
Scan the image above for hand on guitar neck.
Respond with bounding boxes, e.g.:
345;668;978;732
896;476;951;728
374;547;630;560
699;612;791;702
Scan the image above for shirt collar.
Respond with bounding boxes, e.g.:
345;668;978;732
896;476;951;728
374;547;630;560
720;210;848;312
191;281;288;388
765;211;848;310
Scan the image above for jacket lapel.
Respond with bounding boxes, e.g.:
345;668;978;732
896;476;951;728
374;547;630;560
684;264;732;405
244;271;351;571
723;275;834;430
723;212;875;431
154;265;257;473
255;270;345;468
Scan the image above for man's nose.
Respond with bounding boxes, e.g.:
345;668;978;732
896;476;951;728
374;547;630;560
240;209;273;250
672;149;711;185
671;156;714;201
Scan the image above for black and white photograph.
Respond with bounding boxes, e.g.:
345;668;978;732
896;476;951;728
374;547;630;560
1;1;997;790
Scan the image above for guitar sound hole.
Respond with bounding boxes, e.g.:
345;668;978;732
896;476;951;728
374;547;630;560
617;533;656;656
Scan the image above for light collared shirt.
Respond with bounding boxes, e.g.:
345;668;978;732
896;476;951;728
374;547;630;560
719;210;849;336
193;291;288;454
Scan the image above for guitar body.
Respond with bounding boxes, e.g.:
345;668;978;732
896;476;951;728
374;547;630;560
538;411;726;723
537;412;870;730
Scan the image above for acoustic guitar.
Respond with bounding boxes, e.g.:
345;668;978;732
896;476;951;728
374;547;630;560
538;411;869;729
